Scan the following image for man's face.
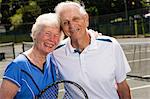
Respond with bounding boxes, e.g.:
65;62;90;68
60;6;88;40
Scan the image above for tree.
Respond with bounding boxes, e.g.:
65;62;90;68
1;0;12;31
1;0;41;32
141;0;150;7
0;0;146;32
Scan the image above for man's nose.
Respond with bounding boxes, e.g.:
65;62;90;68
68;21;75;28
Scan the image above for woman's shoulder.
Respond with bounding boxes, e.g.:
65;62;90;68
13;54;28;63
7;54;29;69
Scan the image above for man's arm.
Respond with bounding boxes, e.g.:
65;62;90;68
0;79;19;99
117;79;131;99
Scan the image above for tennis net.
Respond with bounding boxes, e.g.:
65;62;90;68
22;41;150;80
0;42;15;59
120;42;150;80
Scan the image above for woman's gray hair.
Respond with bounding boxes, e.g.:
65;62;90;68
54;1;87;15
31;13;60;40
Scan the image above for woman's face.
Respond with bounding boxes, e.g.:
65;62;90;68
35;26;61;55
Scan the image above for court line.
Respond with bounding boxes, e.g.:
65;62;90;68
128;58;150;63
125;50;150;55
126;78;135;81
131;84;150;91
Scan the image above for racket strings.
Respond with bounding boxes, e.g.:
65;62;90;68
39;85;59;99
38;81;87;99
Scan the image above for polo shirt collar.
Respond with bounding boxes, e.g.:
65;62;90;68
65;29;98;56
65;38;75;55
87;29;98;50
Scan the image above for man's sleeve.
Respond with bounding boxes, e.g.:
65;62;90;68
113;40;131;83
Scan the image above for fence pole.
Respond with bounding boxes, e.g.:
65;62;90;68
134;19;138;37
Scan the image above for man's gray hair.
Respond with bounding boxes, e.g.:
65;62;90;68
54;1;87;15
31;13;60;40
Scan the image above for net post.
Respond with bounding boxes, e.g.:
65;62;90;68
0;52;5;61
22;42;25;52
12;42;15;59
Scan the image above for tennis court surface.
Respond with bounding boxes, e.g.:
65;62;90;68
0;37;150;99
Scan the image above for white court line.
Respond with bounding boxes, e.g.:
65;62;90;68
131;84;150;91
126;78;135;81
128;58;150;63
125;50;150;55
127;77;150;91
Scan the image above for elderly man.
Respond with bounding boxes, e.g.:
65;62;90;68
49;1;131;99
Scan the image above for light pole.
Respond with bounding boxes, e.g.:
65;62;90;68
123;0;128;20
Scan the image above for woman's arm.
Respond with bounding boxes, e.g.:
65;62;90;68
0;79;19;99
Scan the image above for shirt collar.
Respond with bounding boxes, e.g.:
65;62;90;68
87;29;98;50
65;38;75;56
65;29;98;56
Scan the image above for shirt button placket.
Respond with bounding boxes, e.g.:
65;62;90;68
80;53;86;73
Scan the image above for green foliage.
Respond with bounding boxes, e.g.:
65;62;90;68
10;1;41;26
1;0;41;31
0;0;149;40
140;0;150;7
10;13;23;26
86;6;98;16
23;1;41;17
73;0;81;3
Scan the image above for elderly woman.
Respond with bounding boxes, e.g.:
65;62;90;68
0;13;62;99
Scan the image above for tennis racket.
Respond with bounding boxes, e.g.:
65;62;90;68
36;80;88;99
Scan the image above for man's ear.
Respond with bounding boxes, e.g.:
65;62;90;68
84;14;89;28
